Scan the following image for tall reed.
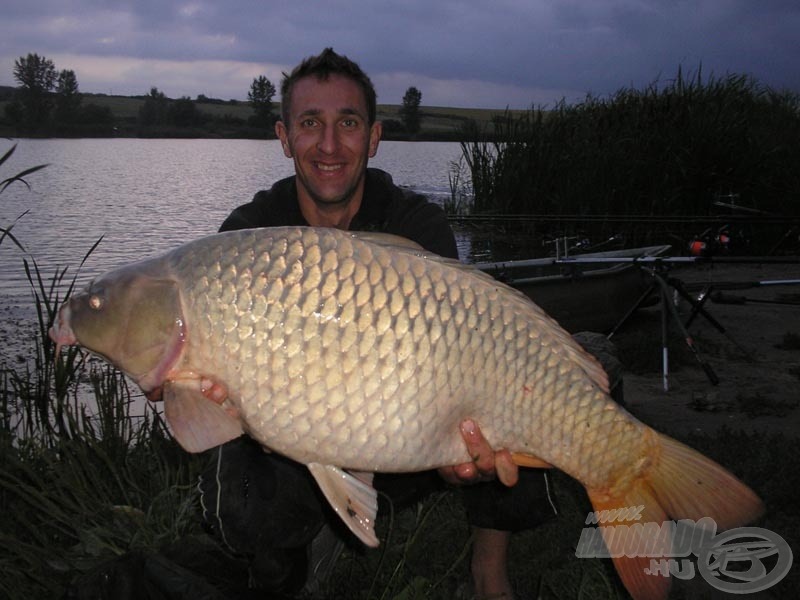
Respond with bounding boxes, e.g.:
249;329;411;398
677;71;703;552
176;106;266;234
459;67;800;251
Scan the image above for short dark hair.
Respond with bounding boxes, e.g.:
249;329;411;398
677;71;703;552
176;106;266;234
280;48;377;126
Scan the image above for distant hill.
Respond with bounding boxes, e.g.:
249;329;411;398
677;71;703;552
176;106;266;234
0;87;518;140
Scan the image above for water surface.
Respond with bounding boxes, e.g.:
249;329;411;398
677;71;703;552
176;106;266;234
1;138;464;307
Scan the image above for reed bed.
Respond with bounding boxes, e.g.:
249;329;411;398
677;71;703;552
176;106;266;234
458;68;800;254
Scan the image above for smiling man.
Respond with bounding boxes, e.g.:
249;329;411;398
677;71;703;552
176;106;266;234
275;71;380;227
210;48;552;600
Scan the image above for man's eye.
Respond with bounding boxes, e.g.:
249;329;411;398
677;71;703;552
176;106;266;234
301;118;317;128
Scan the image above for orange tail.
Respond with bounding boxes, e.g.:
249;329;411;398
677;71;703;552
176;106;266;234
586;431;764;600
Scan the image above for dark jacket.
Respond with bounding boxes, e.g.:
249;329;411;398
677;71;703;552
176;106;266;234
219;168;459;259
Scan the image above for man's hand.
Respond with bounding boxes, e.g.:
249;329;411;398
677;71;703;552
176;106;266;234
437;419;519;487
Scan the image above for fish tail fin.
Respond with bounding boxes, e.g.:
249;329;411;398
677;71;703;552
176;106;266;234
645;432;764;529
586;430;764;600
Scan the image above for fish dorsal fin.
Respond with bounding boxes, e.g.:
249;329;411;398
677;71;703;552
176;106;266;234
307;463;379;547
163;381;244;453
348;231;425;252
349;231;504;279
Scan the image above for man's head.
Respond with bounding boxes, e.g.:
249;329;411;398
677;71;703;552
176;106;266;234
275;49;382;228
280;48;377;128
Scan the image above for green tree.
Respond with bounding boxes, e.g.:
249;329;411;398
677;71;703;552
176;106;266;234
138;87;169;128
55;69;82;125
12;53;57;131
169;96;200;127
78;103;115;135
248;75;276;128
400;86;423;135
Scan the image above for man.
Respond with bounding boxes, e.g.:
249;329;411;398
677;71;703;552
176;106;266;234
204;48;555;599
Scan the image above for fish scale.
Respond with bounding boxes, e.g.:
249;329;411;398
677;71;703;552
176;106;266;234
50;225;764;600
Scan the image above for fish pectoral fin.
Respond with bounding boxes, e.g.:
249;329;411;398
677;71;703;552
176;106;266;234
510;452;553;469
307;463;379;548
163;381;244;453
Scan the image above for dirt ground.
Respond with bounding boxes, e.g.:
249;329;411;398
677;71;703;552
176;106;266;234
610;260;800;439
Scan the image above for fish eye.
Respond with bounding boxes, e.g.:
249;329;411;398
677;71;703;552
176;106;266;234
88;294;104;310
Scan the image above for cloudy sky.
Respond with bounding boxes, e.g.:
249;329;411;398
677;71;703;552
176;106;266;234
1;1;798;109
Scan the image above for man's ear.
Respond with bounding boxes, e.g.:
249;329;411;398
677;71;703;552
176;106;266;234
368;121;382;158
275;121;292;158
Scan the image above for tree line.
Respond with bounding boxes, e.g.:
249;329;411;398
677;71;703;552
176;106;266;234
2;53;424;137
4;53;115;136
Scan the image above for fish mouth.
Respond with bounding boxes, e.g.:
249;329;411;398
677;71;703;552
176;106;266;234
49;304;78;357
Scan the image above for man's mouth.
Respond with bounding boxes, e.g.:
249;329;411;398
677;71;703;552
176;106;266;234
315;162;344;173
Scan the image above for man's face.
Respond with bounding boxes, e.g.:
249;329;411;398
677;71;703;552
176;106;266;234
276;74;381;208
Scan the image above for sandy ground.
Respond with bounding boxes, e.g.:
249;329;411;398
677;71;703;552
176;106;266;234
611;260;800;439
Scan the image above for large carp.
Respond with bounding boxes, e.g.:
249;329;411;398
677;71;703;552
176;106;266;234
50;226;762;600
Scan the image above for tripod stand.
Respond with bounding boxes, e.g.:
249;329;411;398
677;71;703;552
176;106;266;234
608;263;740;391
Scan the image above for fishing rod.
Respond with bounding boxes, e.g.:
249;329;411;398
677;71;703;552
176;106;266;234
476;254;800;272
450;213;800;225
554;255;800;266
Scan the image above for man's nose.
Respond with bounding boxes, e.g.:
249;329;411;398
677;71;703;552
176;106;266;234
316;124;338;154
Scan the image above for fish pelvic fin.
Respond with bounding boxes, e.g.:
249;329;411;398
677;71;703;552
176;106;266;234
163;380;244;453
586;429;764;600
511;452;553;469
307;463;379;547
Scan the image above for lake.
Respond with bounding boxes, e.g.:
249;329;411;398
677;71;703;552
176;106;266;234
1;138;468;311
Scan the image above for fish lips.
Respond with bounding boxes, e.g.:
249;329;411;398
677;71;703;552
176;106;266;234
49;304;78;357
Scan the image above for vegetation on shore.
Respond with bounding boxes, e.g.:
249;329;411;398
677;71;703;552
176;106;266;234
1;51;473;140
454;68;800;255
0;84;510;141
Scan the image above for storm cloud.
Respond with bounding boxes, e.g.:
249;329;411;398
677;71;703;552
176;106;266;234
1;0;797;108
